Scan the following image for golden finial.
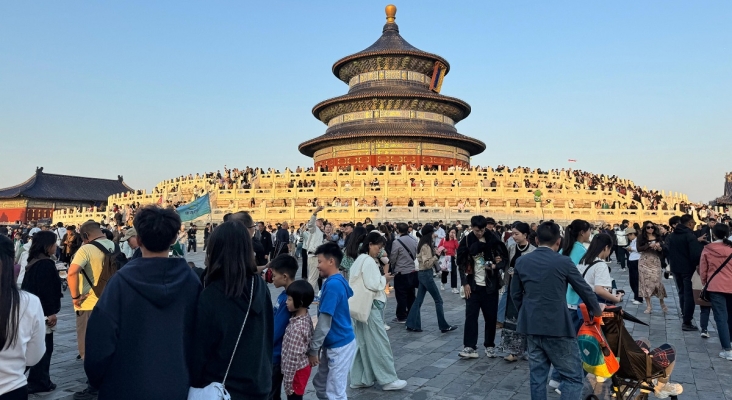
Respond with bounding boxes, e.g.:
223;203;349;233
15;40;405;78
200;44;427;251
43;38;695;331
385;4;397;23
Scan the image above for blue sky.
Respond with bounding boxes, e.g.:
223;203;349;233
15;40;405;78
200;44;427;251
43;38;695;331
1;1;729;202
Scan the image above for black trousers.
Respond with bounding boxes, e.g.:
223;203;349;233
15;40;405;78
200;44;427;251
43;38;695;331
0;386;26;400
615;246;627;269
441;257;458;288
394;272;416;321
627;260;642;302
187;239;196;253
268;362;283;400
27;332;53;390
673;272;696;324
464;286;499;349
300;248;308;279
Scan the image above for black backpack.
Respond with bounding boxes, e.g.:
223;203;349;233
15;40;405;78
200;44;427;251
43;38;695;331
80;241;127;297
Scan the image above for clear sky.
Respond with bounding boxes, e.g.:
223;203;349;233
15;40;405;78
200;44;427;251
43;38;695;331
1;1;729;202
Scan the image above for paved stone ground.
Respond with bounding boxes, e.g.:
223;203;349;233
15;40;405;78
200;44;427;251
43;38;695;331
32;251;732;400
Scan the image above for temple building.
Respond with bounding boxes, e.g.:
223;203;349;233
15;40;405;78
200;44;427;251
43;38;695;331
299;5;485;171
714;172;732;207
0;167;132;223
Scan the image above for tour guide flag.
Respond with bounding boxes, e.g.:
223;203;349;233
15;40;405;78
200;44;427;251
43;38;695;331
176;194;211;222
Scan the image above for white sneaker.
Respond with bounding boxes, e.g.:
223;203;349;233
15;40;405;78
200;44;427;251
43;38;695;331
595;376;606;383
632;300;642;305
485;347;497;358
720;350;732;360
452;288;459;294
384;324;391;331
440;283;445;290
654;381;683;398
382;379;407;391
458;347;479;359
548;379;561;395
350;382;375;389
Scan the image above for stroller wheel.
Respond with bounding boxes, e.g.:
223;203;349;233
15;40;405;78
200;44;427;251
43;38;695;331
584;396;600;400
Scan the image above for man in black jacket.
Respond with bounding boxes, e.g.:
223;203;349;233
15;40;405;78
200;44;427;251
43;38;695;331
456;215;508;359
259;221;274;261
84;206;202;400
666;214;706;331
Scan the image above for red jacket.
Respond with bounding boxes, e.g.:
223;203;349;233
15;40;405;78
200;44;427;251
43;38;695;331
699;242;732;294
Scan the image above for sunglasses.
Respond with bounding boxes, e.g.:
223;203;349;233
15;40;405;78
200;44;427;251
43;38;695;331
646;226;654;230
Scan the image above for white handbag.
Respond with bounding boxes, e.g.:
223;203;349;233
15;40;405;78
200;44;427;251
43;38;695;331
188;278;255;400
348;257;375;323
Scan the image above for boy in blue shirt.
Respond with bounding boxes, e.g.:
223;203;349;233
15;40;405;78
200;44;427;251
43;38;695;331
269;254;299;400
308;242;355;400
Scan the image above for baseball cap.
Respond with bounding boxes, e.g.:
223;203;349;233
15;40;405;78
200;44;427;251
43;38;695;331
625;228;637;235
120;228;137;242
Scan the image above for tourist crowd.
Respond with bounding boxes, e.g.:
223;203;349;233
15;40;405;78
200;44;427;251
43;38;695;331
2;208;732;400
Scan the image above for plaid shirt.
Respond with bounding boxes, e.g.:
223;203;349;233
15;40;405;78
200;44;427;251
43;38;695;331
282;314;313;395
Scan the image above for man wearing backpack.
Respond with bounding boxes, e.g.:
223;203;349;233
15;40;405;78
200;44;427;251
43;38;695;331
67;220;119;399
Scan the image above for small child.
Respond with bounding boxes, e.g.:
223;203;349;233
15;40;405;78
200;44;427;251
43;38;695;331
270;254;299;400
281;280;315;400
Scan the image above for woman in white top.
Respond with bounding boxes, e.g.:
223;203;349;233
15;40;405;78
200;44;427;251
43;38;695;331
624;228;643;305
576;233;624;305
349;232;407;391
0;235;46;400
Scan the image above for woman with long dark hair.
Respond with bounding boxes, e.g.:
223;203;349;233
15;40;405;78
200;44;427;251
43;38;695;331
20;231;62;394
0;235;46;400
499;222;535;362
341;227;367;279
562;219;591;264
349;232;406;391
577;233;624;305
700;224;732;360
191;221;274;400
637;221;668;314
405;224;457;333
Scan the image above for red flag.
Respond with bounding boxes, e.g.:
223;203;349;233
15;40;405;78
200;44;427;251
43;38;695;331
568;159;577;163
157;196;163;205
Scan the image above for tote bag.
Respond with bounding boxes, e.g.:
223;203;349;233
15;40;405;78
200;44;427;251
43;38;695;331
348;257;375;323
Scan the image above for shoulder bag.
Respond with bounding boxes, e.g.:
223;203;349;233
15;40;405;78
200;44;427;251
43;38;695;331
188;277;256;400
396;238;419;271
699;253;732;303
348;256;375;323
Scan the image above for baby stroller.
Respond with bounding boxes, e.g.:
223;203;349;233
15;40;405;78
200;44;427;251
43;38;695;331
584;305;679;400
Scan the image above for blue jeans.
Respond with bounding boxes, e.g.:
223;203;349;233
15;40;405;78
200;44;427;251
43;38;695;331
700;305;711;331
710;292;732;350
406;270;450;331
550;308;585;383
527;335;584;400
497;290;507;324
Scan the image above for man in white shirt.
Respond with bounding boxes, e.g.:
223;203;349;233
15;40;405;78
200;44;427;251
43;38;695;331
53;222;67;259
614;220;629;270
434;221;446;247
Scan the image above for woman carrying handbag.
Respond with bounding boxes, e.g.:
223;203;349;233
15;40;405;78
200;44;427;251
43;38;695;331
190;222;274;400
348;232;407;391
699;224;732;361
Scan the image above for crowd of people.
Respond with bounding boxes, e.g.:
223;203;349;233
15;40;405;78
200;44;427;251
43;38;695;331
2;207;732;400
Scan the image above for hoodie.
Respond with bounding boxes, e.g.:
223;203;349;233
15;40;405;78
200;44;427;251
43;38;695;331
699;241;732;294
84;257;202;400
